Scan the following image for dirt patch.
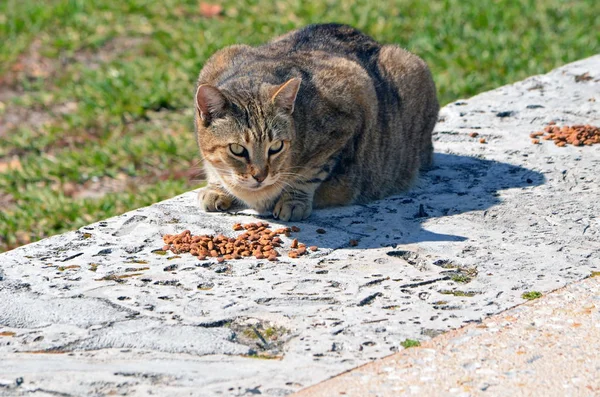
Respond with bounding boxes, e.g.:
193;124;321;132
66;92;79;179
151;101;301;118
0;192;15;208
51;163;200;201
1;36;148;95
56;174;133;200
0;38;58;137
0;100;81;140
0;36;148;137
0;156;22;173
71;36;149;70
0;105;52;138
0;40;56;98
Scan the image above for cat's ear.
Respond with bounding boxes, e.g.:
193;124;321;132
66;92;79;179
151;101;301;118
196;84;228;123
270;78;301;114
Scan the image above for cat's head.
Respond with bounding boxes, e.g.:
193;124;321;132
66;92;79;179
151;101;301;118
195;78;301;201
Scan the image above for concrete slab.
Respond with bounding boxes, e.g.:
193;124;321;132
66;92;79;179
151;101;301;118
0;55;599;396
294;275;600;397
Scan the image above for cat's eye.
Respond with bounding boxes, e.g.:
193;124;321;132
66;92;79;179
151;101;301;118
229;143;247;157
268;140;284;155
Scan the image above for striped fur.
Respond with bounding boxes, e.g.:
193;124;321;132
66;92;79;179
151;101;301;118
195;24;439;221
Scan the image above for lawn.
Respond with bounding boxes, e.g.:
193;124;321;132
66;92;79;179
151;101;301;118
0;0;598;252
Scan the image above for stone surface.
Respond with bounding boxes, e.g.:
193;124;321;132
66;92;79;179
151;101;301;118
295;276;600;397
0;55;599;396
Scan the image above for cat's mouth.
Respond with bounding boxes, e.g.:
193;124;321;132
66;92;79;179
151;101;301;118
236;175;279;191
246;181;275;191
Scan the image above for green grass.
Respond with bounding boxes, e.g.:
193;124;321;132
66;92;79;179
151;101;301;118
1;0;599;251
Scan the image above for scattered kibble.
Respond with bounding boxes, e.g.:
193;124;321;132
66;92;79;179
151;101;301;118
479;138;486;144
530;123;600;147
349;239;359;247
316;228;326;234
162;222;315;263
468;132;479;138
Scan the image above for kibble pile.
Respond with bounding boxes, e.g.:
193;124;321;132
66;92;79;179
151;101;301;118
162;222;318;262
530;123;600;147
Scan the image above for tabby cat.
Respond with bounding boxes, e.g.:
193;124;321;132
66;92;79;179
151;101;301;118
195;23;438;221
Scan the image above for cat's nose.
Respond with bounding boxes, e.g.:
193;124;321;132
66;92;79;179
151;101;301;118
252;171;267;183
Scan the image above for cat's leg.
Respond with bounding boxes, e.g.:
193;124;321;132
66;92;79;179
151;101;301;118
312;176;356;208
272;161;343;220
273;185;317;222
198;183;235;212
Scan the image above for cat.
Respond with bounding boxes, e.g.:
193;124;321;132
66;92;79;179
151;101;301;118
194;23;438;221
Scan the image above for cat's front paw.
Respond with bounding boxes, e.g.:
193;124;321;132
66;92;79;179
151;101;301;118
273;194;313;221
198;187;233;212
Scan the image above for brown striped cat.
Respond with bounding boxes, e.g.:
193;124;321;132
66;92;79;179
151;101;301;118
195;23;438;221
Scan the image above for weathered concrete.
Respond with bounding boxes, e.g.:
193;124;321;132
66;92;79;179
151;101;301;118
0;55;599;396
295;276;600;397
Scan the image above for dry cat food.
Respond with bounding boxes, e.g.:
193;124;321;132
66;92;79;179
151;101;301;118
162;222;317;262
530;123;600;147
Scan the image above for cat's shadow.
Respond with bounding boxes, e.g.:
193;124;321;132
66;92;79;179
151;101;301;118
234;153;545;249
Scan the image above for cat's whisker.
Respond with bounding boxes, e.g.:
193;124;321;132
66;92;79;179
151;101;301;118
276;172;310;183
274;179;295;190
273;181;293;197
274;180;300;197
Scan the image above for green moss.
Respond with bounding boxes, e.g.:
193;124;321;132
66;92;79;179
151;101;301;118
88;263;99;272
590;271;600;278
439;290;478;297
400;339;421;349
450;274;472;284
263;327;276;339
522;291;542;300
152;250;167;255
240;326;280;341
241;328;257;339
